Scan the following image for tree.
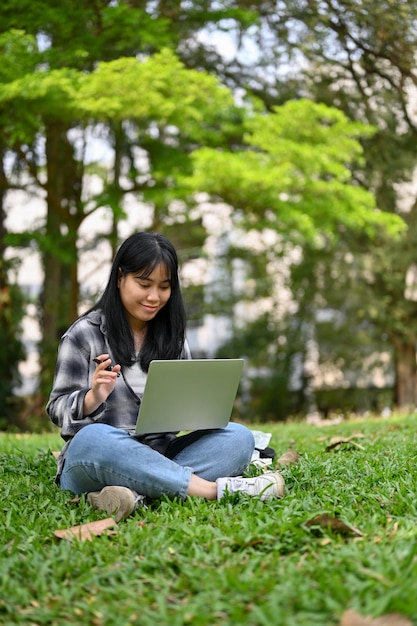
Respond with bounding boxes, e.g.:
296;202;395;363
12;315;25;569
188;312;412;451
0;1;251;403
198;0;417;409
186;98;405;418
144;0;417;411
189;99;402;239
287;0;417;408
0;29;39;419
0;49;240;400
0;152;26;423
0;0;411;418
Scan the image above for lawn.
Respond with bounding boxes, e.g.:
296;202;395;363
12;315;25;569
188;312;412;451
1;413;417;626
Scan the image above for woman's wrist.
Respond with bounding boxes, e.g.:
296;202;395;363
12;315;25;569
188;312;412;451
83;388;104;416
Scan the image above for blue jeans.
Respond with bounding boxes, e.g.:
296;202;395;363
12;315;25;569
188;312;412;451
60;422;255;499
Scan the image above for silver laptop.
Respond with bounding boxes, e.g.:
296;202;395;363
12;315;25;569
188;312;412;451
135;358;244;435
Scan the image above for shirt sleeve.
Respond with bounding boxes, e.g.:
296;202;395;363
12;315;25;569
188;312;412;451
46;333;105;436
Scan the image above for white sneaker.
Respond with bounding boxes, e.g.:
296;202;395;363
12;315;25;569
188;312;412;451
87;486;142;522
217;471;285;501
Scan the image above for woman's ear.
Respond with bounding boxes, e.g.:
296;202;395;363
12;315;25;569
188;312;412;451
117;267;122;287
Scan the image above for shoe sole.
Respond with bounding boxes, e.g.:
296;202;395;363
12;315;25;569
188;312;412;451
87;486;135;522
259;473;285;500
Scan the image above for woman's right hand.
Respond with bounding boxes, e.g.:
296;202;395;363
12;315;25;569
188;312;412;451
83;353;122;415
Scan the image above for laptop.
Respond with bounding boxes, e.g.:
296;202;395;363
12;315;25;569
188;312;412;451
135;358;244;435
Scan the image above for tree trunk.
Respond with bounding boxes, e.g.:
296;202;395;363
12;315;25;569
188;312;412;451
0;149;15;407
392;338;417;409
109;123;124;259
0;146;25;420
39;121;82;399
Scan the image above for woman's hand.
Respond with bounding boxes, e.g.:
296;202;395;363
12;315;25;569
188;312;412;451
83;353;122;415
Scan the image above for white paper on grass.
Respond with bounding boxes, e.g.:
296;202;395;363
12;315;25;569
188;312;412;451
250;430;272;463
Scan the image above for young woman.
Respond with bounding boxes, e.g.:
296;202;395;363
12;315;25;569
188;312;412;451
47;232;285;521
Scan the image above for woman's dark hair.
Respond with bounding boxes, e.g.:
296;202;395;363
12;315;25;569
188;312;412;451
92;231;186;371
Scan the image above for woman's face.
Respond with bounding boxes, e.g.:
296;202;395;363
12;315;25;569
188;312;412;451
118;262;172;330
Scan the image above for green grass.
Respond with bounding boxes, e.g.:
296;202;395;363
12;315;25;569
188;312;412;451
1;414;417;625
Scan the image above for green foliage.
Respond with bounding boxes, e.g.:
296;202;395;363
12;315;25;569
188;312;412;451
0;29;38;81
75;49;241;154
0;67;84;121
1;414;417;624
0;29;41;146
216;312;306;421
187;99;405;242
253;0;417;407
0;0;173;66
0;0;414;417
285;237;398;404
0;21;241;405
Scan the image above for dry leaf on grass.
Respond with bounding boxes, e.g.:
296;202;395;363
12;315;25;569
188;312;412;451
326;434;366;452
388;521;399;539
54;518;117;541
51;451;60;459
330;433;366;443
305;513;363;537
339;609;412;626
276;449;300;466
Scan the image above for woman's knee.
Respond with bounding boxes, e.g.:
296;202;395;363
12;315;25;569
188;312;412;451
227;422;255;451
61;424;133;493
66;423;128;463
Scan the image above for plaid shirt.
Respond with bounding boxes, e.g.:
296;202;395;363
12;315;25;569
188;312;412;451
46;310;191;478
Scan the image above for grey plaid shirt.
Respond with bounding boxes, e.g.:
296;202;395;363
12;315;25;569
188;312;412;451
46;310;191;479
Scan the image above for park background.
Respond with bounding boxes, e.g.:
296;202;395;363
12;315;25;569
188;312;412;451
1;1;417;430
2;4;417;625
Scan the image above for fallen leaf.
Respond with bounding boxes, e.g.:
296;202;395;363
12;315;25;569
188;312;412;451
54;518;117;541
327;434;366;450
51;451;60;459
326;437;365;452
388;521;399;539
339;609;412;625
276;449;300;466
329;433;366;443
305;513;363;537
